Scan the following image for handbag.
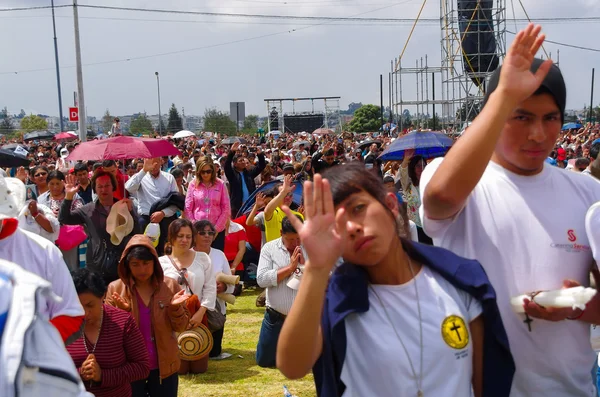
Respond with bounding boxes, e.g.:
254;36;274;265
206;300;226;332
56;225;87;251
99;239;121;283
167;255;201;316
167;255;225;331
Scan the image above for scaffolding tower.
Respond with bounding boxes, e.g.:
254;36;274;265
264;96;342;134
392;0;507;133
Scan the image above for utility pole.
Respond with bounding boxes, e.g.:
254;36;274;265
51;0;64;132
155;72;162;136
590;68;595;123
380;74;384;131
73;0;86;141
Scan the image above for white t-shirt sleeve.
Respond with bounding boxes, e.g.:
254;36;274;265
45;244;84;318
458;288;483;323
419;158;467;239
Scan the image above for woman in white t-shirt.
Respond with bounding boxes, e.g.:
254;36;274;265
276;163;513;397
159;218;216;375
192;219;234;359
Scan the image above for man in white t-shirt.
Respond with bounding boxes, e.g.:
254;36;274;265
420;25;600;396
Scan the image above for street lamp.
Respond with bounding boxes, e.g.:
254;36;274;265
155;72;162;136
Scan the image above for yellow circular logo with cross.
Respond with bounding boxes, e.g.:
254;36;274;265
441;315;469;350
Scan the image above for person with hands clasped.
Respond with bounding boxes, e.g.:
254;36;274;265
256;216;305;368
420;24;600;396
276;165;515;397
66;268;150;397
159;219;216;375
106;235;190;397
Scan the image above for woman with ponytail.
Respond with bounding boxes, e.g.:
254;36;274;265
276;163;515;397
159;218;216;374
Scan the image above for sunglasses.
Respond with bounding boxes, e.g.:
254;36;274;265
199;170;212;175
177;268;188;286
34;172;48;177
198;231;216;237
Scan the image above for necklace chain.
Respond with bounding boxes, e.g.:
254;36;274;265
84;305;104;356
369;257;424;397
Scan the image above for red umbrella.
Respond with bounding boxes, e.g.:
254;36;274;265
313;128;334;135
54;132;77;141
66;136;181;161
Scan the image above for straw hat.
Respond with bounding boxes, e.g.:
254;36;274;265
178;323;213;361
106;200;134;245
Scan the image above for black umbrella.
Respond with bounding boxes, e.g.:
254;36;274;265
0;148;30;167
358;139;382;150
221;136;248;145
2;143;28;151
23;130;55;142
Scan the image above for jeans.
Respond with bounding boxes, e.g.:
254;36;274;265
256;308;285;368
210;324;225;358
131;369;178;397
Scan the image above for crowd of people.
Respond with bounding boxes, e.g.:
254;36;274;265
2;23;600;397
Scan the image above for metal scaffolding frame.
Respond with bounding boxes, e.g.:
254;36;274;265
392;0;507;133
263;96;342;133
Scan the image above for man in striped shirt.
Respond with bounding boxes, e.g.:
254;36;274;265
256;216;303;368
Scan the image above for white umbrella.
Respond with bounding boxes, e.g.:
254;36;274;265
174;130;195;139
267;130;282;136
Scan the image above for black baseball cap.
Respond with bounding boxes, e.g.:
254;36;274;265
484;58;566;122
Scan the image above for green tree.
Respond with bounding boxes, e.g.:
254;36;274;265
167;104;183;134
18;109;26;119
156;118;167;135
347;104;382;133
0;107;13;135
130;114;154;135
20;114;48;132
101;109;113;133
242;114;259;134
203;108;237;135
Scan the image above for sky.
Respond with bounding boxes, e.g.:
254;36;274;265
0;0;599;120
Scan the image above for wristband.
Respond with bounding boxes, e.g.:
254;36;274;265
567;308;585;320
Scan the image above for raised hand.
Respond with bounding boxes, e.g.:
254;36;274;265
282;174;295;194
282;174;346;273
497;23;552;105
16;166;27;183
231;142;241;152
111;292;131;312
255;192;267;209
170;289;190;306
143;158;156;173
65;174;80;199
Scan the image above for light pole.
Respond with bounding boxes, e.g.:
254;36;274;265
155;72;162;136
51;0;64;132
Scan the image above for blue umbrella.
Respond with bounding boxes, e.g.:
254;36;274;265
236;179;304;218
378;130;453;161
562;123;582;131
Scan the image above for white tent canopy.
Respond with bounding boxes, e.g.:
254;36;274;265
173;130;195;139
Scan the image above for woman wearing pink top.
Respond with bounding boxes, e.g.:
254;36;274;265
185;158;230;250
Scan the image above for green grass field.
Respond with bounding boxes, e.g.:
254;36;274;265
179;288;316;397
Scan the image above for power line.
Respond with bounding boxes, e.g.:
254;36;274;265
0;5;70;12
0;1;407;76
73;5;600;24
506;30;600;53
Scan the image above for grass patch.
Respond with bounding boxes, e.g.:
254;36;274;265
179;288;316;397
